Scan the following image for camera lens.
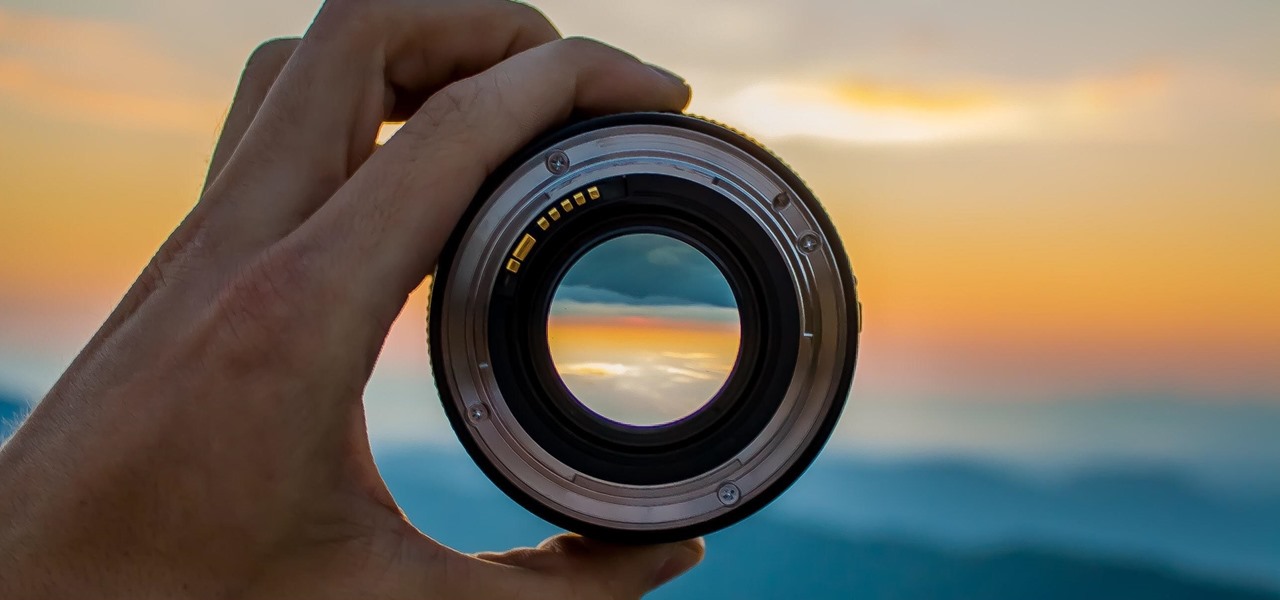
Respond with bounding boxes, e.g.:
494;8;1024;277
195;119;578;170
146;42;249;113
546;233;742;427
429;113;860;542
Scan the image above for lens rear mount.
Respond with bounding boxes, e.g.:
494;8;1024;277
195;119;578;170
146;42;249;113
429;113;859;543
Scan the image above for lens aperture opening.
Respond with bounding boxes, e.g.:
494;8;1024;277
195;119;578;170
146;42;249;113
546;233;741;427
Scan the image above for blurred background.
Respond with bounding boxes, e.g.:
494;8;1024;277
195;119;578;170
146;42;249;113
1;0;1277;598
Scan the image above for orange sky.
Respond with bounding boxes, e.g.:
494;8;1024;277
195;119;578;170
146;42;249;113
1;1;1278;412
547;316;740;425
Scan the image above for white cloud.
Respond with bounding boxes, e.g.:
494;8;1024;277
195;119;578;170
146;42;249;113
551;350;739;426
661;352;717;360
556;362;635;378
718;80;1024;145
700;65;1280;146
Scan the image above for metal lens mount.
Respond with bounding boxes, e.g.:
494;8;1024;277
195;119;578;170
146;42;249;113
428;113;860;542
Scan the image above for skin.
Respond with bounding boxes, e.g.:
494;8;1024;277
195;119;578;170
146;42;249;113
0;0;702;598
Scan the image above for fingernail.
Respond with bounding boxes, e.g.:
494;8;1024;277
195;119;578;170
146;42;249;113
652;538;705;587
646;62;687;87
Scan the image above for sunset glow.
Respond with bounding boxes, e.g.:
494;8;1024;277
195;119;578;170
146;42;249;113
0;0;1277;470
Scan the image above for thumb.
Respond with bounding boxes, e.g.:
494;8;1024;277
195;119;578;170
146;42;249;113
478;534;706;599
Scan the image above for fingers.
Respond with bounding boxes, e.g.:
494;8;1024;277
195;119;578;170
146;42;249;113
294;37;690;325
204;38;300;194
380;1;562;121
470;534;705;600
201;0;561;252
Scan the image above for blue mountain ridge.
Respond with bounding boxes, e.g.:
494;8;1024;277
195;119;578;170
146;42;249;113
668;521;1277;600
773;455;1280;589
2;384;1275;598
373;446;1280;599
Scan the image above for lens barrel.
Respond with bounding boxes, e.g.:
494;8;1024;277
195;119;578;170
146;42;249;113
429;113;860;542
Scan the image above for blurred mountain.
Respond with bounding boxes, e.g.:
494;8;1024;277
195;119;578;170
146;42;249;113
661;520;1278;600
775;457;1280;589
0;389;29;439
375;447;1280;599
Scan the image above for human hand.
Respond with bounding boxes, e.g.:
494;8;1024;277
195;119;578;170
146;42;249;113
0;1;699;598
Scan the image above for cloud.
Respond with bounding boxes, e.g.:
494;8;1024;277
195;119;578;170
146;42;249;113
549;299;741;324
0;8;226;135
556;234;738;309
552;285;703;309
704;65;1257;145
661;366;718;381
720;80;1022;144
645;244;690;266
661;352;717;360
556;362;635;378
553;355;737;425
536;0;1279;146
830;80;999;114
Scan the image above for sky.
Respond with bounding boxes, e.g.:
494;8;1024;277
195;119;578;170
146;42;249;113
1;0;1278;487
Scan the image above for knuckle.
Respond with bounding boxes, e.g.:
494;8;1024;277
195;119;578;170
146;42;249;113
318;0;377;18
133;229;209;298
553;36;614;60
422;78;485;130
399;75;501;177
137;254;182;298
505;1;559;39
312;0;385;42
244;37;299;72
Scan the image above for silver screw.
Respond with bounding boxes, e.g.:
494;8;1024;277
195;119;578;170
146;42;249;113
467;404;488;423
545;150;570;174
772;192;791;210
798;233;821;253
717;482;741;506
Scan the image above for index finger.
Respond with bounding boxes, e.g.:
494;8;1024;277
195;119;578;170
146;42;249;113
291;37;690;324
198;0;561;256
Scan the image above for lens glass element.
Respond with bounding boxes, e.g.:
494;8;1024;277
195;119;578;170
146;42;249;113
546;233;741;426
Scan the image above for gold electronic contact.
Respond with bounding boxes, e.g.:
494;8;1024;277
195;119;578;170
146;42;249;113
507;185;609;274
512;234;536;261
